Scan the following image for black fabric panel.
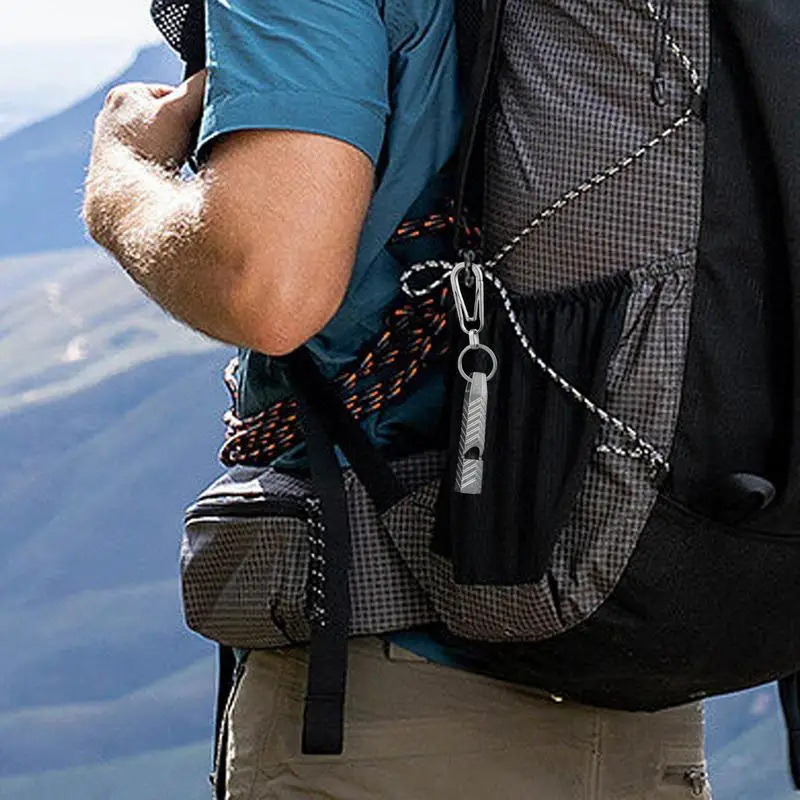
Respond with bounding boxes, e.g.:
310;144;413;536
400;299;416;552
453;0;506;252
669;1;797;533
150;0;206;78
431;495;800;710
433;273;632;585
717;0;800;532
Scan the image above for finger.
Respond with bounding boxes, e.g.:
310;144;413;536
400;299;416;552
147;84;179;99
103;82;174;112
104;83;140;110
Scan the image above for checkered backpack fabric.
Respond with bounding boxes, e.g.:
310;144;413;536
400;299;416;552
154;0;800;785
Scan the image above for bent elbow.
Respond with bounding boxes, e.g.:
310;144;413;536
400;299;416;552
230;259;348;357
250;323;318;358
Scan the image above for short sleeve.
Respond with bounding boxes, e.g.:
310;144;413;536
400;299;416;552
199;0;390;165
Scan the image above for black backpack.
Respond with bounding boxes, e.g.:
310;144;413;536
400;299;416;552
152;0;800;791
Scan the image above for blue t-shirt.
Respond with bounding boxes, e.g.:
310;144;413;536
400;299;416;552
200;0;461;453
200;0;462;664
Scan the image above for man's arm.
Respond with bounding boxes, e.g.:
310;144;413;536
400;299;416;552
83;73;374;356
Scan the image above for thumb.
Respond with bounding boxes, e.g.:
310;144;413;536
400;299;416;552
162;69;207;122
147;84;179;99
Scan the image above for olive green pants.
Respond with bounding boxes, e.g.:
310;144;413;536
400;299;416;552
222;637;711;799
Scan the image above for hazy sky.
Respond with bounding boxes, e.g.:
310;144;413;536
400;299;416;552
1;0;161;45
0;1;165;136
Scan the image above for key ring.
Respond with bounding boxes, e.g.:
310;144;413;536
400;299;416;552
458;341;498;383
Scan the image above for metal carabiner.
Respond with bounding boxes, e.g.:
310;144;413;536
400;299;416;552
450;252;485;336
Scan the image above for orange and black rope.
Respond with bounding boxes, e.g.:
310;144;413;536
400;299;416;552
219;209;460;467
389;210;480;248
219;284;451;467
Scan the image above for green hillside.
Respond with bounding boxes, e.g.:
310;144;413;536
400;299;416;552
0;247;230;787
0;246;219;415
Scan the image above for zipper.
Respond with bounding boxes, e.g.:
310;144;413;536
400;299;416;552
662;765;708;796
185;495;307;523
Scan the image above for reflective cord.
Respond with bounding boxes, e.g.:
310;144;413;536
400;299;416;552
403;257;670;475
400;3;707;477
645;0;702;93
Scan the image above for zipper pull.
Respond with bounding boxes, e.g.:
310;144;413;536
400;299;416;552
685;767;708;797
661;765;708;797
651;0;673;106
451;254;498;496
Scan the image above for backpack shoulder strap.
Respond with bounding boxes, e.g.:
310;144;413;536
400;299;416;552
453;0;507;254
150;0;207;77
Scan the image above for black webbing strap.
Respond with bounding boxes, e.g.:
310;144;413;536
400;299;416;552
211;645;236;799
779;673;800;789
453;0;507;253
285;348;403;754
296;389;351;754
285;348;404;514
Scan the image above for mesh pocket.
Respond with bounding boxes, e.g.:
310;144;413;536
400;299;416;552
182;506;311;649
435;272;633;585
180;456;441;650
381;259;696;644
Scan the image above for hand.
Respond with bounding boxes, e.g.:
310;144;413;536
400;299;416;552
90;70;207;169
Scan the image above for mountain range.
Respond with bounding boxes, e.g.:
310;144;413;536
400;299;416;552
0;41;153;140
0;41;796;800
0;44;181;259
0;43;224;799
